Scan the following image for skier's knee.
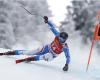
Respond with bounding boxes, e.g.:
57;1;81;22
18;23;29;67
39;53;54;61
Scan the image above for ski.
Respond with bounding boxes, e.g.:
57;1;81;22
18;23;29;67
16;59;26;64
0;53;4;56
16;57;35;64
0;51;16;56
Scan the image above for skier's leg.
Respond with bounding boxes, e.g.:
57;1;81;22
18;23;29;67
16;52;56;64
15;45;56;63
25;45;56;61
34;52;56;61
15;45;47;55
28;45;51;61
0;45;48;56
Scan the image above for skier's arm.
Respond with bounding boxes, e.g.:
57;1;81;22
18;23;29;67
47;20;59;36
44;16;59;36
63;44;70;71
63;47;70;65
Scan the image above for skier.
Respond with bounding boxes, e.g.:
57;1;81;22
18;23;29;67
0;16;70;71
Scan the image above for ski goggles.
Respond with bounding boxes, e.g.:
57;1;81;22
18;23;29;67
58;37;66;43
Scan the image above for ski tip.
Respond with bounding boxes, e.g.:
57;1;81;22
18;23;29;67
16;60;20;64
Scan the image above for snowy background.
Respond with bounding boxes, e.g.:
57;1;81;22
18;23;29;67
0;0;100;80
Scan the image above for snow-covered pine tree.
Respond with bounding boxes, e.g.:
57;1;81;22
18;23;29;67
0;0;51;49
60;0;100;52
61;0;100;42
11;0;51;48
0;1;15;49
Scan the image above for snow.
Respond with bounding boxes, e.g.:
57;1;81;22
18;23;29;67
0;37;100;80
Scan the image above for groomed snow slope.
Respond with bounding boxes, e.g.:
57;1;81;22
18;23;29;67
0;37;100;80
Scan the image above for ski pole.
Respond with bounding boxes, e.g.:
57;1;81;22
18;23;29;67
20;5;43;18
18;1;43;18
86;36;95;72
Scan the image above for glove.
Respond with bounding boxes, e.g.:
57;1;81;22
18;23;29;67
43;16;48;23
63;64;68;71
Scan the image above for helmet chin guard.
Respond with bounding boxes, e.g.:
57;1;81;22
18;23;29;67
58;37;66;43
57;32;68;43
58;32;68;43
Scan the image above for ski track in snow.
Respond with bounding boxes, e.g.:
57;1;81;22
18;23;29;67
0;38;100;80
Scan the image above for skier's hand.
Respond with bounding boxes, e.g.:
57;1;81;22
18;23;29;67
43;16;48;23
63;64;68;71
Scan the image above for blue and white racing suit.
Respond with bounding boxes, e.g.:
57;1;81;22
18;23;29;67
15;20;70;65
